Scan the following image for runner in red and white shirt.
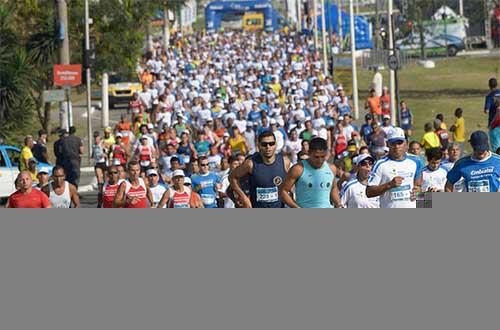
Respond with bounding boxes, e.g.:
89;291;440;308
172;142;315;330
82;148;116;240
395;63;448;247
101;165;122;208
7;171;51;208
158;170;195;208
134;135;155;175
114;161;154;208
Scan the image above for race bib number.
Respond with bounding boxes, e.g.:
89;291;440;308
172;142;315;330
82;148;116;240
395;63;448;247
140;160;151;167
390;185;412;202
256;187;279;203
201;194;216;206
468;180;490;192
401;118;409;125
182;155;190;164
173;202;189;208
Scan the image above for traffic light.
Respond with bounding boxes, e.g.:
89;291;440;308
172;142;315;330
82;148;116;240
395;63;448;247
83;36;96;69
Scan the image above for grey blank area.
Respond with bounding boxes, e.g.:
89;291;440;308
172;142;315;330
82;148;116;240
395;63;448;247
0;194;498;330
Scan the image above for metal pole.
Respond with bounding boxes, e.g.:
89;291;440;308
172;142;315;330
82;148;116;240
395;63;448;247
390;13;401;127
66;88;71;130
163;6;170;51
387;0;397;126
321;0;329;76
85;0;93;161
484;0;493;49
297;0;302;32
349;0;359;120
459;0;464;16
57;0;71;130
102;73;109;128
337;0;343;53
313;0;319;51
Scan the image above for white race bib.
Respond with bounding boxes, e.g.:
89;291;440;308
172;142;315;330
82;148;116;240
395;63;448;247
468;180;490;192
182;155;190;164
390;185;412;202
201;194;216;206
256;187;279;203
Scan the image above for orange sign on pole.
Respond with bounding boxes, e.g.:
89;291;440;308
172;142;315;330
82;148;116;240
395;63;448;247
53;64;82;87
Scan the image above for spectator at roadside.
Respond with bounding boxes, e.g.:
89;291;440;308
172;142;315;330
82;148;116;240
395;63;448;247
32;129;49;163
61;126;83;188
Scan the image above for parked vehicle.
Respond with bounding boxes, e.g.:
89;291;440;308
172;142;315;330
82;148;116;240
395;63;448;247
92;73;142;109
0;144;52;198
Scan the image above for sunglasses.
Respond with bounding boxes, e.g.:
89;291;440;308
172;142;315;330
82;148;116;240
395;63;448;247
260;141;276;147
200;163;209;167
359;160;374;167
109;171;119;174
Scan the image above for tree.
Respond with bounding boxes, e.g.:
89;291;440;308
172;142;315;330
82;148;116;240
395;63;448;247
0;3;37;142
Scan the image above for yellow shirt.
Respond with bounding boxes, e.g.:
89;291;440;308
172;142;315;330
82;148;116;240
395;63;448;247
269;83;281;95
229;136;247;155
20;146;33;171
420;132;441;150
453;117;465;143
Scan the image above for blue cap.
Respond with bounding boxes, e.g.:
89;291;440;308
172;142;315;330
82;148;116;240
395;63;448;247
469;131;489;152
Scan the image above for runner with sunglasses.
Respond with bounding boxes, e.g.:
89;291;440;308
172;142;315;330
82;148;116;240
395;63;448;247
229;131;291;208
191;156;222;208
340;154;380;208
279;137;342;208
366;127;422;208
101;165;121;208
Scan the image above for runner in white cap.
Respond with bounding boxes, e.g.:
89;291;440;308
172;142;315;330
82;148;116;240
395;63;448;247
158;170;194;208
366;127;422;208
34;166;51;190
147;168;167;208
340;154;380;208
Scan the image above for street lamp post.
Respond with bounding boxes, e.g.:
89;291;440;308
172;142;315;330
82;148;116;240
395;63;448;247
349;0;359;120
84;0;92;161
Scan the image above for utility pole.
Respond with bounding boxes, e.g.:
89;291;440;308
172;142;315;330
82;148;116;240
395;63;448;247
57;0;72;131
321;0;329;76
387;0;397;126
84;0;93;161
349;0;359;120
484;0;493;49
164;6;170;51
313;0;319;51
297;0;302;32
337;0;343;53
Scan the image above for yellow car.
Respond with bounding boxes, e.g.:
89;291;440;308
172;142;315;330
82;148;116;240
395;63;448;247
92;73;142;109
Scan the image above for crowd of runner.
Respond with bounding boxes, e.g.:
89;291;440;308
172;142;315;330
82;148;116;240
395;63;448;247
6;31;500;208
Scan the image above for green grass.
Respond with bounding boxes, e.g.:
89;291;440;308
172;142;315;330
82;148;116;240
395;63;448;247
337;56;500;152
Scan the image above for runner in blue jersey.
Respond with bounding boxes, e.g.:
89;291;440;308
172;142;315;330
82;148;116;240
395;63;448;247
366;127;422;208
191;156;222;208
445;131;500;192
279;137;343;208
229;131;291;208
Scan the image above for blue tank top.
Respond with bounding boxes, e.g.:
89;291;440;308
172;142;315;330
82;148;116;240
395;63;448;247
249;153;286;208
177;143;192;164
295;160;334;208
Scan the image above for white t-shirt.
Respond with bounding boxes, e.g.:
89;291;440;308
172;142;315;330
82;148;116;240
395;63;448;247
340;178;380;208
368;156;419;208
150;184;167;208
422;166;448;192
218;175;235;209
284;139;302;164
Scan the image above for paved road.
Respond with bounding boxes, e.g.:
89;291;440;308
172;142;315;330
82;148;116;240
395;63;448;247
80;191;98;208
